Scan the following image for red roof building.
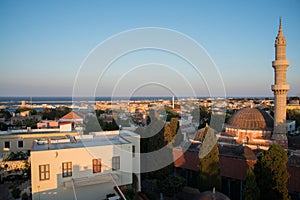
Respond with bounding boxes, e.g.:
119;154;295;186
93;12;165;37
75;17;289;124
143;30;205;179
60;111;83;122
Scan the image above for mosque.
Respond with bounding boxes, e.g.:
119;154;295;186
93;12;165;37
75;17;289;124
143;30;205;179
218;18;290;150
174;19;300;199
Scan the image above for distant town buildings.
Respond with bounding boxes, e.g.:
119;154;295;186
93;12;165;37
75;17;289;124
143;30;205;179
0;18;299;200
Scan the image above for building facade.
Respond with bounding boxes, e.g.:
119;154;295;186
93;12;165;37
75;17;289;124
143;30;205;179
0;130;78;160
30;130;140;200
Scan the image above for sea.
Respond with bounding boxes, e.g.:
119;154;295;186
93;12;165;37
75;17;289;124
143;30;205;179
0;96;179;106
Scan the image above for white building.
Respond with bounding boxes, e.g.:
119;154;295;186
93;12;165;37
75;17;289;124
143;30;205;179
31;130;140;200
286;120;296;135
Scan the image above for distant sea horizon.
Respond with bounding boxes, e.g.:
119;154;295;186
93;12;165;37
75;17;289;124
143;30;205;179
0;96;275;104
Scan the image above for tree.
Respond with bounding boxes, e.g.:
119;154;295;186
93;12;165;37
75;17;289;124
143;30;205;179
15;107;37;115
243;168;260;200
0;109;12;120
98;118;119;131
159;174;185;197
286;109;300;128
0;122;8;131
84;114;102;133
254;144;290;200
164;118;179;144
138;110;171;180
165;106;179;122
42;106;71;120
23;118;37;128
198;126;221;191
192;106;211;129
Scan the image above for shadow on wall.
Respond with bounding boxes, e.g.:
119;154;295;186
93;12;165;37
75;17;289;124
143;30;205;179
32;164;120;200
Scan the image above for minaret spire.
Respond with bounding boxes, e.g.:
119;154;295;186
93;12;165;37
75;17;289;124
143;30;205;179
279;17;282;31
271;18;290;148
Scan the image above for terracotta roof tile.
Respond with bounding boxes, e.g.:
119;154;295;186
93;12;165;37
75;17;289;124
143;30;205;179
60;111;83;120
287;166;300;192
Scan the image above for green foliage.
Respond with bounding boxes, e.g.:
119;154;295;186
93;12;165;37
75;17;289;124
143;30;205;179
4;151;28;161
198;126;221;191
164;118;179;144
159;174;185;196
165;106;179;122
164;117;184;147
0;109;12;119
42;106;71;120
254;144;290;200
192;106;211;129
24;160;31;173
15;118;37;128
243;168;260;200
22;192;29;200
0;122;8;131
138;110;172;180
287;109;300;128
98;118;119;131
84;114;102;133
122;187;136;200
15;107;37;115
11;187;21;199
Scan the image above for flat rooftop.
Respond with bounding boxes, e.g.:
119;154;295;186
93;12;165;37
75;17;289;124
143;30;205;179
0;129;77;136
32;134;131;151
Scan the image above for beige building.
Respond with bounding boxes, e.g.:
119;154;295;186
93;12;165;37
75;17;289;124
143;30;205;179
0;130;78;160
31;130;140;200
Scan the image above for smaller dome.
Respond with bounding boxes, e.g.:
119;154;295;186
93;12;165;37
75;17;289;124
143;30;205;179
228;108;273;130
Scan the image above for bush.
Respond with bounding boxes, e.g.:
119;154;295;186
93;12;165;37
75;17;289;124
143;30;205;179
159;174;185;196
11;187;21;199
22;192;29;200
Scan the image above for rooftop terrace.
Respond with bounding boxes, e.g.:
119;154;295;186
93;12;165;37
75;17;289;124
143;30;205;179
32;130;138;151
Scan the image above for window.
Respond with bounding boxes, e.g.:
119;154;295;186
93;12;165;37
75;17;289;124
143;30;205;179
18;141;24;148
132;145;135;157
4;141;10;149
92;159;101;173
39;164;50;180
112;156;120;171
62;162;72;177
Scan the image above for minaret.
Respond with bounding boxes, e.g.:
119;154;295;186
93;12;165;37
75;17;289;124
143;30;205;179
271;18;289;144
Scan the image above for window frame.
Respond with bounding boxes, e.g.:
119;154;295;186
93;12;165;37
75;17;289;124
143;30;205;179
92;159;101;173
17;140;24;148
39;164;50;181
132;145;135;157
112;156;120;171
4;141;10;149
62;162;72;178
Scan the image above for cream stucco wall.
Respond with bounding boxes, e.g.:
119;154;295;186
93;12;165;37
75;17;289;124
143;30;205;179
31;141;134;200
0;132;78;156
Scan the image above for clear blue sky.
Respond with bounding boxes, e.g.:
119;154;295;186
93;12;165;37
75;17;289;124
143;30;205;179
0;0;299;97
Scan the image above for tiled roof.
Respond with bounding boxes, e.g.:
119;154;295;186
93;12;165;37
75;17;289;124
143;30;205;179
173;147;300;192
228;108;273;130
173;148;199;171
60;111;83;120
287;165;300;192
219;155;252;180
173;148;252;180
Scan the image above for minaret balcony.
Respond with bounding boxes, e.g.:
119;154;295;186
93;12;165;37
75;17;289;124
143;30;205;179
272;60;289;67
271;84;290;91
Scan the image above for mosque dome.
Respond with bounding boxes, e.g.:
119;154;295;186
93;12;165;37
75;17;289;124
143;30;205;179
228;108;274;130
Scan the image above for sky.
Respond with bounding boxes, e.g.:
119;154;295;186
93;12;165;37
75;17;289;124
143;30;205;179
0;0;299;97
